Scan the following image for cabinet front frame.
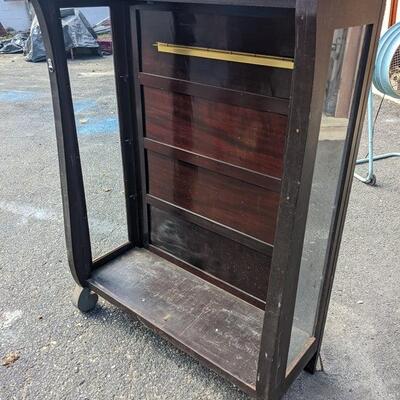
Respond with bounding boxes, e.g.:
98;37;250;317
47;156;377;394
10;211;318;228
257;1;386;399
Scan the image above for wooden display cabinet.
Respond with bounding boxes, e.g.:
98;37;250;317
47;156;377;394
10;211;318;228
32;0;385;398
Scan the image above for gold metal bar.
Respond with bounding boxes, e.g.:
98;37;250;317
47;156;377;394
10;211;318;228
153;42;294;70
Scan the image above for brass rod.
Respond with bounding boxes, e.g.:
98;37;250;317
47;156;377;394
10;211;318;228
153;42;295;70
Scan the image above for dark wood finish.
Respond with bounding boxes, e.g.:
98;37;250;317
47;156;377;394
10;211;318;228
143;87;287;177
133;3;298;21
34;0;385;399
56;0;298;9
92;242;133;269
258;1;385;399
110;3;143;245
149;245;266;309
147;151;280;244
130;6;150;246
304;2;386;378
256;4;319;396
88;248;263;396
32;0;92;285
149;205;271;301
57;0;110;6
147;195;273;256
139;73;290;115
134;0;296;8
139;8;294;98
144;138;282;193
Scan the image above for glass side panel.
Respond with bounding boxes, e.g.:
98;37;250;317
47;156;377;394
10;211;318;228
60;7;129;260
287;25;368;367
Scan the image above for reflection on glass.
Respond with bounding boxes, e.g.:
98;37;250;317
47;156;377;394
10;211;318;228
287;26;367;367
61;7;128;260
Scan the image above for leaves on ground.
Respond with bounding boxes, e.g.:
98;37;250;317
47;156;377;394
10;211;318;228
1;352;20;367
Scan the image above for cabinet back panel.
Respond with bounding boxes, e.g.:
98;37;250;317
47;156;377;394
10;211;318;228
133;4;294;303
150;206;270;301
139;9;294;98
144;87;287;177
147;151;280;244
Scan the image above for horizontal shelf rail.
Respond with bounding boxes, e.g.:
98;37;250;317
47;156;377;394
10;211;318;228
146;194;274;256
138;72;290;115
144;139;282;193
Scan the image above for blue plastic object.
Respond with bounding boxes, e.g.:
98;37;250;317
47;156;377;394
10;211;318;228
355;23;400;185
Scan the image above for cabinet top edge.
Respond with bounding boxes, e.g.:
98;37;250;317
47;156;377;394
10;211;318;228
50;0;297;9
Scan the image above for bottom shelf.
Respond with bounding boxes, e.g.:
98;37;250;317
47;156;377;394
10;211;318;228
88;248;312;394
88;248;262;394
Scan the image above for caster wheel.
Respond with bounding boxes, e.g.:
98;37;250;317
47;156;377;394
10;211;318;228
72;285;98;312
368;174;377;186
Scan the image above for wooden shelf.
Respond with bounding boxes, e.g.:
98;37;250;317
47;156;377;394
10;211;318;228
89;247;311;392
88;248;263;395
